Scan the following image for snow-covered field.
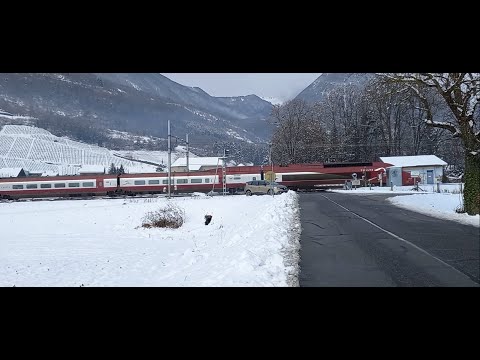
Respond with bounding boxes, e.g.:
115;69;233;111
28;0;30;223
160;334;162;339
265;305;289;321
0;192;301;287
388;193;480;227
0;125;173;175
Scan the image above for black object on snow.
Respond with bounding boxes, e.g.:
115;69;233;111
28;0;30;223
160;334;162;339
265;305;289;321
205;215;212;225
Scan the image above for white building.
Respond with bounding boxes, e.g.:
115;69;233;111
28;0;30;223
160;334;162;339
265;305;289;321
380;155;447;186
171;157;224;172
0;167;27;178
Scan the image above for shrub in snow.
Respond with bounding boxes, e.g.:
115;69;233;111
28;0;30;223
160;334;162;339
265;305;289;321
142;203;185;229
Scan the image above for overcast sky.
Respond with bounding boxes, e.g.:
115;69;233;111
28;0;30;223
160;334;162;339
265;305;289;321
161;73;322;102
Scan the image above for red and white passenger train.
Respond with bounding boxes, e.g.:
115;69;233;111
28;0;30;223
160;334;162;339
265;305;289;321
0;161;391;199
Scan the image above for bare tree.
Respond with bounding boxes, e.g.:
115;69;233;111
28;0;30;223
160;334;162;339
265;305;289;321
379;73;480;215
270;99;326;164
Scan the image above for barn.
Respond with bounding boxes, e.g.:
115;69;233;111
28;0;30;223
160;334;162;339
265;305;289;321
380;155;447;186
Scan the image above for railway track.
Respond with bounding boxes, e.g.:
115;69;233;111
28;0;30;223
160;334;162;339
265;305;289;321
0;192;237;203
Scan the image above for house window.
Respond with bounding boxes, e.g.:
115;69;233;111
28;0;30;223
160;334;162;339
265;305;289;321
148;180;160;185
134;180;146;186
26;184;38;189
191;179;202;183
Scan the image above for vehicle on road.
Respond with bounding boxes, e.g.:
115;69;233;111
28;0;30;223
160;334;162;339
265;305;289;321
244;180;288;196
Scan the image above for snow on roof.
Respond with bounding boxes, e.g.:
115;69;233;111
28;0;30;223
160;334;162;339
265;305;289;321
186;164;202;171
78;165;105;174
0;167;24;177
380;155;447;167
172;157;223;168
41;170;59;177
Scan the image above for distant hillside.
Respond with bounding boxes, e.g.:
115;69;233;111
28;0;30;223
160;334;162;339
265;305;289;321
0;125;188;176
0;73;274;163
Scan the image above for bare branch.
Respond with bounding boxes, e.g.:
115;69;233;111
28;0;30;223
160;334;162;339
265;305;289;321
424;118;461;137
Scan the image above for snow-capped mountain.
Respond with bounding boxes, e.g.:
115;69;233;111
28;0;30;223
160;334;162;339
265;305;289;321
260;97;284;106
295;73;374;103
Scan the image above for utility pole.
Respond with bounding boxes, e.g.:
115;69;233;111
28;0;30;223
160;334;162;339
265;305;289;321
167;120;171;199
269;143;274;196
186;133;189;174
222;148;227;196
268;142;272;166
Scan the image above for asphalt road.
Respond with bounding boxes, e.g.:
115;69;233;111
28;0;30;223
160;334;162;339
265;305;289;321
298;192;479;287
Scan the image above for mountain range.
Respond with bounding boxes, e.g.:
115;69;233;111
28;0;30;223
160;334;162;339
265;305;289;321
0;73;372;163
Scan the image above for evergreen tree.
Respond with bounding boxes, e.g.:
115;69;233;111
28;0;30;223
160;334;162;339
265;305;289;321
108;163;117;174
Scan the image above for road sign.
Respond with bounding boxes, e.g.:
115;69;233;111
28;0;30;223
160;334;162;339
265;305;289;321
265;171;275;181
352;180;361;186
352;173;357;179
411;170;420;176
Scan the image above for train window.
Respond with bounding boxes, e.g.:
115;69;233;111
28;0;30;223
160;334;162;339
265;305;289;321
204;178;210;183
177;179;188;184
191;179;202;183
55;183;66;188
233;176;241;180
12;185;24;189
253;177;257;181
40;184;52;189
148;180;160;185
68;183;80;188
26;184;38;189
162;179;168;184
134;180;146;186
82;182;94;187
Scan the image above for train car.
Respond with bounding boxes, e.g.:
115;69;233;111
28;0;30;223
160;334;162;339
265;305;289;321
0;175;105;199
101;170;222;196
0;171;225;199
0;161;392;199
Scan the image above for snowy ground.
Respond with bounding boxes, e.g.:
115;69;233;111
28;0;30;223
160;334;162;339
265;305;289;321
331;183;463;195
0;192;301;287
331;187;421;195
388;193;480;227
331;186;479;227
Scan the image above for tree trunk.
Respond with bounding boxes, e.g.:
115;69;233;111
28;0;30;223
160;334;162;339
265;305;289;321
463;153;480;215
